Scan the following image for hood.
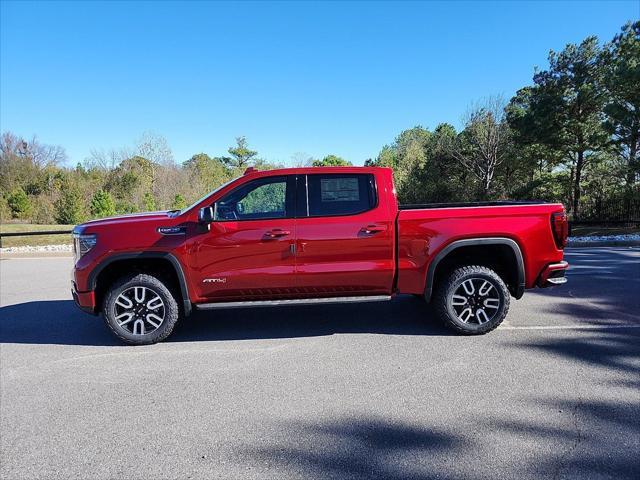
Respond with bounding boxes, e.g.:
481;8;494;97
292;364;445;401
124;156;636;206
78;211;177;230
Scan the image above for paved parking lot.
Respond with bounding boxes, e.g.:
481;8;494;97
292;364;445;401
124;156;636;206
1;248;639;479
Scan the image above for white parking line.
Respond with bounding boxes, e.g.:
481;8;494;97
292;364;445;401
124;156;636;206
500;324;640;331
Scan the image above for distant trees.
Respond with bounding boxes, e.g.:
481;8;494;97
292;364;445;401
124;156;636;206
366;127;430;200
367;124;472;203
184;153;231;192
602;21;640;187
0;21;637;225
312;155;352;167
367;21;639;216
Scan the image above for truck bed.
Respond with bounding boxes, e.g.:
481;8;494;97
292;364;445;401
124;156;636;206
395;201;565;296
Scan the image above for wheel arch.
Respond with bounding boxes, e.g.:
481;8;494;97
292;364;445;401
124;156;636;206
88;252;192;316
424;238;525;302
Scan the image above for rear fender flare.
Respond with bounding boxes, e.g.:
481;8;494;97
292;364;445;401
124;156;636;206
424;237;525;301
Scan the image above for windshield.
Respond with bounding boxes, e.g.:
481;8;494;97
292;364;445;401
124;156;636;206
180;176;240;215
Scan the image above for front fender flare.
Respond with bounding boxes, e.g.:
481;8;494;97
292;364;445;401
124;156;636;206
88;251;192;316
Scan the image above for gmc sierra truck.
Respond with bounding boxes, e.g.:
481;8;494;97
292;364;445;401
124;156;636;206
72;166;569;345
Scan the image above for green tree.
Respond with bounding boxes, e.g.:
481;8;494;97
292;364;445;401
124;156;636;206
227;137;257;168
7;187;32;219
183;153;231;190
172;194;187;210
312;155;352;167
510;37;609;217
54;187;85;224
90;189;116;218
411;123;473;202
602;21;640;187
369;127;431;202
143;191;156;211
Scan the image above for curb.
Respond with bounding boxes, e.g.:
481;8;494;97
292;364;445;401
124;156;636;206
0;251;73;259
567;240;640;248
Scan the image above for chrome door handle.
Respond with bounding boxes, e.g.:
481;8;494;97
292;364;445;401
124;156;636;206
265;229;290;238
361;224;387;234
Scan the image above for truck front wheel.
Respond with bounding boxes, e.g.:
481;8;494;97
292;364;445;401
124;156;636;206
434;265;510;335
103;273;180;345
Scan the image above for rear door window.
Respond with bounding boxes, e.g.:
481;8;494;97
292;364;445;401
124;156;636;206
306;174;377;217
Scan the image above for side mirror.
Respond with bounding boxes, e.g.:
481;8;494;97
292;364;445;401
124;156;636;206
198;206;214;224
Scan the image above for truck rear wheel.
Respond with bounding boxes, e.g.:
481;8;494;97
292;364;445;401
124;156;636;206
103;273;180;345
434;265;510;335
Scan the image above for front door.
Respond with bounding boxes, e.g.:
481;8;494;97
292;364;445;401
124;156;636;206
295;173;395;296
194;175;297;301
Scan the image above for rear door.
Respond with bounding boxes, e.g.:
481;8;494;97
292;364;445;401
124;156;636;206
194;175;297;301
294;173;395;296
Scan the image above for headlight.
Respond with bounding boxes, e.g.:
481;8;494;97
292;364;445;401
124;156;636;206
73;233;97;262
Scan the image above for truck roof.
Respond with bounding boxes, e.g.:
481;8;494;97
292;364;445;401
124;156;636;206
243;166;391;177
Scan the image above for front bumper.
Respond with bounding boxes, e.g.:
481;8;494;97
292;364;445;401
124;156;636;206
72;282;97;315
537;261;569;287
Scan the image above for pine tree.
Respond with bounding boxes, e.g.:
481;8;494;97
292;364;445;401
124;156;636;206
7;187;32;219
90;190;116;218
54;188;85;224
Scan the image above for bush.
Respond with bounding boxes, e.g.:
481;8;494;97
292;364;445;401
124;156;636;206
7;187;32;219
143;191;156;211
54;188;85;224
30;196;56;224
172;194;187;210
115;200;138;214
90;190;116;218
0;196;12;222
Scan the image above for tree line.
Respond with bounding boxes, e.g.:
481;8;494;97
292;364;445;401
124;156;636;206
0;21;637;224
367;21;639;218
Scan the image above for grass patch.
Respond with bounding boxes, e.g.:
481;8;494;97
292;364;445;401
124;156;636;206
0;224;74;248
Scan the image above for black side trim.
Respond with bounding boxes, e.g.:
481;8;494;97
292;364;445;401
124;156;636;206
400;201;546;210
88;252;192;316
424;237;525;301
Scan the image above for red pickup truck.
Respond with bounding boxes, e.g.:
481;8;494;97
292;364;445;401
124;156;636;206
72;166;569;344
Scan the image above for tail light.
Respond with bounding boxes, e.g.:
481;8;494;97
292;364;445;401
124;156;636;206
551;211;568;249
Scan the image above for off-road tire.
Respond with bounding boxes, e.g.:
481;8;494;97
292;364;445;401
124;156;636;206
103;273;180;345
433;265;510;335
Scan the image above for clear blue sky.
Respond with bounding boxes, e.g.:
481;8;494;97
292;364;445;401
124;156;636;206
1;1;637;166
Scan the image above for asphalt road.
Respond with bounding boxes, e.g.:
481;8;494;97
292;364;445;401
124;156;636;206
1;248;639;480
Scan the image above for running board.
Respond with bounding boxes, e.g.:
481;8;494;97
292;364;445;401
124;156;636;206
195;295;392;310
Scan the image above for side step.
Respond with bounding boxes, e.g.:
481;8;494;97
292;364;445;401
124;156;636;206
194;295;392;310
